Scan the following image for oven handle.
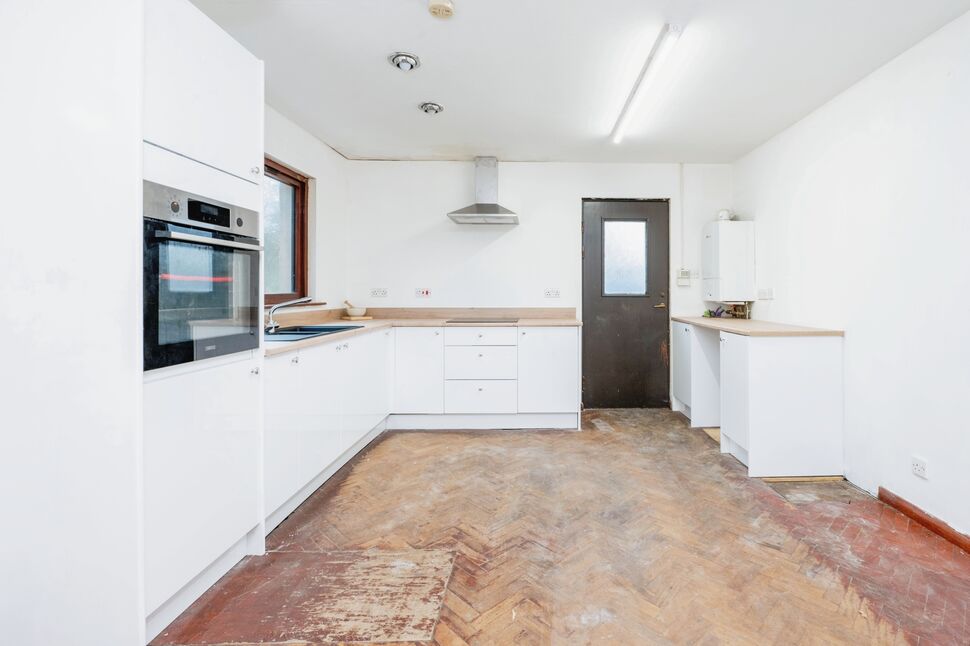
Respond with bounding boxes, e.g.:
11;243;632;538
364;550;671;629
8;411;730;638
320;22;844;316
155;230;263;252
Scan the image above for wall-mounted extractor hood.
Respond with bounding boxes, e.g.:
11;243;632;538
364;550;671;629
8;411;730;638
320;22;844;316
448;157;518;224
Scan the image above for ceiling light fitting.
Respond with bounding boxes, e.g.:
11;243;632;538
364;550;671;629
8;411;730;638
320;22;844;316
389;52;420;71
420;102;444;114
428;0;454;18
610;23;681;144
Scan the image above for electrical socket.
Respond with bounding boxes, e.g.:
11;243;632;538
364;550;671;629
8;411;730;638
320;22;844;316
911;456;928;479
370;287;388;298
414;288;431;298
543;288;561;299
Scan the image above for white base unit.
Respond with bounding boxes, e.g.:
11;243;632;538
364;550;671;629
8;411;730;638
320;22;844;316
264;328;392;523
143;353;263;616
266;420;386;533
387;413;579;431
517;327;580;413
394;327;445;413
718;332;844;477
671;323;721;427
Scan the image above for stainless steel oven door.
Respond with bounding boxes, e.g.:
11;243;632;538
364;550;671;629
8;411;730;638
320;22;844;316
144;218;261;370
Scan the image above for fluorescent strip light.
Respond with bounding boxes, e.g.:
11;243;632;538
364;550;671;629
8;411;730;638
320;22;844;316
610;24;681;144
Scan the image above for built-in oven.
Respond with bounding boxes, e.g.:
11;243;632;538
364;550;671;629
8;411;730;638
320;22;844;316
143;181;261;371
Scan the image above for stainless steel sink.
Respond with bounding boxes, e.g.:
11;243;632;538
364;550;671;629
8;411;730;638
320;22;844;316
264;325;363;342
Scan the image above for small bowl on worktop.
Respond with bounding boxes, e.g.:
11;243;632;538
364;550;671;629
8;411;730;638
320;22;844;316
346;307;366;317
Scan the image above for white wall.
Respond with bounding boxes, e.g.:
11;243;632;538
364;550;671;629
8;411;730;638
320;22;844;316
265;106;349;307
733;12;970;533
344;161;732;315
0;1;145;645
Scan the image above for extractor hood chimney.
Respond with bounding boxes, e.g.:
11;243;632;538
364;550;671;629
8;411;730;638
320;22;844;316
447;157;518;224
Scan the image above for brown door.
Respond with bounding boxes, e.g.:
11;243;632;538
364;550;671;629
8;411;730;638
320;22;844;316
582;199;670;408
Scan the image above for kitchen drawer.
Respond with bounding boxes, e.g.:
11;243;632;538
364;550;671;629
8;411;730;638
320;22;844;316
444;326;517;346
445;380;517;414
445;346;517;380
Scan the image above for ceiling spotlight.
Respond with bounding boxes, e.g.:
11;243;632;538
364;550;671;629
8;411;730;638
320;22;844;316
419;102;444;114
428;0;454;18
389;52;420;71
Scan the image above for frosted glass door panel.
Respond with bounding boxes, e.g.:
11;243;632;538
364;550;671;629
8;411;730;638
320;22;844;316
603;220;647;295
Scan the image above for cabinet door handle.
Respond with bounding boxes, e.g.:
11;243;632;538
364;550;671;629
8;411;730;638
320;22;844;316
250;367;260;375
478;353;484;358
291;356;300;364
250;166;261;176
478;387;484;392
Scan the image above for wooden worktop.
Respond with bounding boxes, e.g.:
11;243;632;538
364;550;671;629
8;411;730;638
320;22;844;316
672;316;843;337
264;308;581;357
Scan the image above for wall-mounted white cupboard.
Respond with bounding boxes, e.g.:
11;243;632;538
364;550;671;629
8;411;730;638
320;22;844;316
702;221;756;303
144;0;263;185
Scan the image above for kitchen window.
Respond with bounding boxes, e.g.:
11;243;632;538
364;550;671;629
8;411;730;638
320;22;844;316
263;158;308;305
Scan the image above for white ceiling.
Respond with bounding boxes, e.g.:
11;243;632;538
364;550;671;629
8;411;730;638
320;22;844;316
193;0;970;163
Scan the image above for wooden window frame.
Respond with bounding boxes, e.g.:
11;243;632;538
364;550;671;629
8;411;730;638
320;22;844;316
263;158;308;306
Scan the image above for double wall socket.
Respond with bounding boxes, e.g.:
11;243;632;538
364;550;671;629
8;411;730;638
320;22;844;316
544;288;561;299
370;287;388;298
911;456;928;479
415;288;431;298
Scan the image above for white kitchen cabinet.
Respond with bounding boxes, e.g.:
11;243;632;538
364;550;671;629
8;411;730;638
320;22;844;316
144;0;263;184
445;346;518;380
263;352;305;515
143;354;261;614
701;221;756;303
394;328;444;413
445;326;518;346
517;327;580;413
716;330;844;477
445;380;518;414
264;329;392;523
719;332;750;455
297;341;344;489
671;322;692;407
343;331;391;444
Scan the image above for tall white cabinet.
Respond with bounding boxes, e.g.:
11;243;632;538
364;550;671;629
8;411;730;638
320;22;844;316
142;0;265;639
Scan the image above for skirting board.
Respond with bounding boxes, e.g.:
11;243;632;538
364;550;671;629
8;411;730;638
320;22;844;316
265;420;386;533
146;525;261;642
386;413;579;431
879;487;970;554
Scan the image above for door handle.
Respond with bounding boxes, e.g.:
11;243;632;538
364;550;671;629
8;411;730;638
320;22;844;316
653;303;667;309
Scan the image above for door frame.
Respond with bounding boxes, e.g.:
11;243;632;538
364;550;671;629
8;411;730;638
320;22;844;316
580;197;672;409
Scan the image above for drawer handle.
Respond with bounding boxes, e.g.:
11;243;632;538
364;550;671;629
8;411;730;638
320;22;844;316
291;356;300;364
478;353;483;358
478;333;484;338
478;387;484;392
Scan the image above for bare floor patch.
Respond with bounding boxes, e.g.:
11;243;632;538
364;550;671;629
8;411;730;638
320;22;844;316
767;479;874;505
152;549;453;645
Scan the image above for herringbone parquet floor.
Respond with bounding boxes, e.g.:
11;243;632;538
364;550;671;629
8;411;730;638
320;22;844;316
159;410;970;645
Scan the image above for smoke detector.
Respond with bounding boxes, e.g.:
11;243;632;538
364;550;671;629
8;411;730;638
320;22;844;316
388;52;420;72
428;0;454;18
419;102;444;114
